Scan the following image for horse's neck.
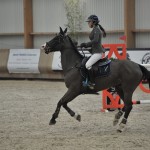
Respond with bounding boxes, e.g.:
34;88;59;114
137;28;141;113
61;48;82;73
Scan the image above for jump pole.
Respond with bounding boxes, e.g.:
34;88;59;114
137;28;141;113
101;100;150;112
132;100;150;104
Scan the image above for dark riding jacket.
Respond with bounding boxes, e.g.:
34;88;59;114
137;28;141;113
86;25;105;54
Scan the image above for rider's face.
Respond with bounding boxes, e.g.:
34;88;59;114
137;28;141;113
88;21;94;28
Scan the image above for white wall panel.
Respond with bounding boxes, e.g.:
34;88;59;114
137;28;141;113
33;0;67;32
32;0;124;32
82;0;124;31
136;0;150;48
136;33;150;48
136;0;150;29
0;0;23;33
0;36;24;49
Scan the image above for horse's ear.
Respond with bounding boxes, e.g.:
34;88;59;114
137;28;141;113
64;28;67;34
59;27;64;35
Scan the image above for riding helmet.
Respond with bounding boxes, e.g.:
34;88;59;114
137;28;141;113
86;15;100;23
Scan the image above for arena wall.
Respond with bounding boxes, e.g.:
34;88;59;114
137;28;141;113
0;0;150;49
0;48;149;79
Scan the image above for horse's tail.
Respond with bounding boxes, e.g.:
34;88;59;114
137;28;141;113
139;64;150;89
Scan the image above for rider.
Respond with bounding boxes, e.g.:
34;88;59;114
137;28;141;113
80;15;106;88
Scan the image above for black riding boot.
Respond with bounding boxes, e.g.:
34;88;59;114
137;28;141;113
81;57;95;89
81;65;88;87
87;69;95;89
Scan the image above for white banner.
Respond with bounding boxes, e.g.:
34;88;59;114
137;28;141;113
52;52;62;70
52;50;150;70
7;49;40;73
126;51;150;64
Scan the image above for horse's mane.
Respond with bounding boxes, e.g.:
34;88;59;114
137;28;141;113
67;35;84;59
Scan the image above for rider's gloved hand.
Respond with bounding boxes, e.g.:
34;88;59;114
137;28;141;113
80;43;87;48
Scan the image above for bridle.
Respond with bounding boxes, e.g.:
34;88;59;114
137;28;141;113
44;33;84;60
44;33;65;54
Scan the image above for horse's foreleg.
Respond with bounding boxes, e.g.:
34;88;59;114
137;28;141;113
49;100;62;125
49;89;80;125
63;103;81;122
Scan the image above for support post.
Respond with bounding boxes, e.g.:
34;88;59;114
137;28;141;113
23;0;33;48
124;0;135;48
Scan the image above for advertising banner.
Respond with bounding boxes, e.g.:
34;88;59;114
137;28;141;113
52;52;62;70
7;49;40;73
52;49;150;70
126;50;150;64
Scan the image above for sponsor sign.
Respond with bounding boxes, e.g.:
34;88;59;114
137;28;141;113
52;52;62;70
52;49;150;70
126;51;150;64
7;49;40;73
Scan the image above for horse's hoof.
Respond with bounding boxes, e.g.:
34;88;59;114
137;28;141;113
49;119;56;125
117;123;126;132
113;118;119;126
74;114;81;122
76;114;81;122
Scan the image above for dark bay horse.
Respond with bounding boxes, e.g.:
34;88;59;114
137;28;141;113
42;27;150;132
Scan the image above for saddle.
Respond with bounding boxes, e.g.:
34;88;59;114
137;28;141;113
80;56;111;81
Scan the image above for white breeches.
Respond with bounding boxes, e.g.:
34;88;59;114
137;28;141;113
86;53;103;70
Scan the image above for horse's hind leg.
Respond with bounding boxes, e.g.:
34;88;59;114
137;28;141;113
117;92;133;132
113;86;125;126
113;109;124;126
49;89;80;125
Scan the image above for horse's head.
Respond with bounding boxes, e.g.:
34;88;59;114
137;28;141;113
41;27;67;54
